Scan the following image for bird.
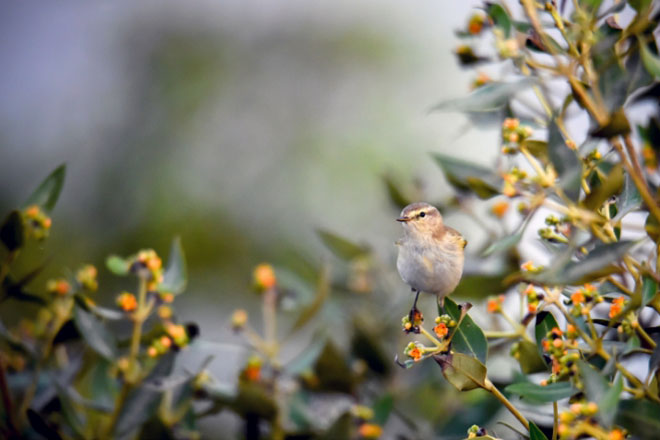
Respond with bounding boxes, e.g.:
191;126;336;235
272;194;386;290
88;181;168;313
395;202;466;325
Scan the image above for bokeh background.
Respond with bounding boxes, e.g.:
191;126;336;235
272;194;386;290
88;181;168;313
0;1;515;437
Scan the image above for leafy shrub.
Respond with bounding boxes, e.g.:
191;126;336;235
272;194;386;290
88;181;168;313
2;1;660;439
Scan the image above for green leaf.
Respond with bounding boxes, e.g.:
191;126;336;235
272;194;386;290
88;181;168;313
640;39;660;79
430;79;534;113
579;361;621;427
517;340;548;374
285;335;326;375
486;3;512;38
615;399;660;438
451;273;508;301
432;153;501;199
504;381;575;404
548;120;581;201
319;413;353;440
615;173;642;220
643;276;658;306
435;352;487;391
582;164;623;211
317;229;369;261
529;241;635;286
106;255;130;276
115;386;163;437
73;306;118;361
25;164;66;212
529;421;549;440
290;265;330;332
443;298;488;363
535;311;559;358
0;211;25;251
590;108;631;138
372;394;394;425
313;341;354;394
159;237;187;295
482;231;521;257
629;0;652;12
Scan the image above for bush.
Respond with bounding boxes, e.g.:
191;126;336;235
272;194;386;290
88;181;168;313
1;1;660;439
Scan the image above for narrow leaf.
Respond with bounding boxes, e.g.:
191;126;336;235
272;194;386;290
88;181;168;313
159;237;187;295
517;340;548;374
529;241;634;286
317;230;369;261
432;153;501;199
579;361;620;427
486;3;512;37
73;306;118;361
643;276;658;306
430;79;534;113
548;120;581;201
640;41;660;79
615;173;642;220
535;311;559;358
290;265;330;332
25;164;66;212
529;421;549;440
443;298;488;363
505;381;575;403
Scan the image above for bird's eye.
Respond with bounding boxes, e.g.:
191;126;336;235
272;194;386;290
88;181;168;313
419;212;426;218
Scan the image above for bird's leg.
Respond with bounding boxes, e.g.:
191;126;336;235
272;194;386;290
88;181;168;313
407;290;422;334
437;295;445;314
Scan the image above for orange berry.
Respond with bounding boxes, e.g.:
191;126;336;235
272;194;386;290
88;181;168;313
253;264;277;290
25;205;39;218
160;336;172;348
43;217;52;229
571;291;585;305
434;323;449;338
117;292;138;312
358;423;383;439
491;201;509;218
161;293;174;303
553;338;563;348
147;347;158;358
245;365;260;382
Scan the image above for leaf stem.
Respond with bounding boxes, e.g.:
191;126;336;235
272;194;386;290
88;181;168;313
483;378;530;430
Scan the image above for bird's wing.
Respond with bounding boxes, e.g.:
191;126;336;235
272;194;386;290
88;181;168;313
445;226;467;248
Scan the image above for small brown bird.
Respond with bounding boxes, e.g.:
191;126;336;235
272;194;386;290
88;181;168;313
395;202;467;316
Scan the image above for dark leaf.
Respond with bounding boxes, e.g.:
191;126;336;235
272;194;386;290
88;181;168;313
548;120;581;201
313;341;354;393
590;108;631;138
430;79;535;113
517;340;548;374
73;306;118;361
435;352;487;391
114;386;162;437
372;394;394;426
443;298;488;363
582;164;623;211
0;211;24;251
317;229;369;261
350;324;390;376
106;255;130;276
504;381;575;403
232;383;278;420
535;311;559;358
159;237;187;295
25;164;66;213
529;421;549;440
432;153;501;199
615;399;660;438
27;409;63;440
318;413;353;440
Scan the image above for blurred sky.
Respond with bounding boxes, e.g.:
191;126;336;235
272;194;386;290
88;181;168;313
0;0;501;375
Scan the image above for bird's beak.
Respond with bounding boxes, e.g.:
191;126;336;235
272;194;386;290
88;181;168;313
396;216;411;222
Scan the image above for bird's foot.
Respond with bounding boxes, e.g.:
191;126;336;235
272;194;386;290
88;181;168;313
402;306;423;334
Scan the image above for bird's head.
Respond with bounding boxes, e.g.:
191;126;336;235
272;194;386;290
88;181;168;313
396;202;443;235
